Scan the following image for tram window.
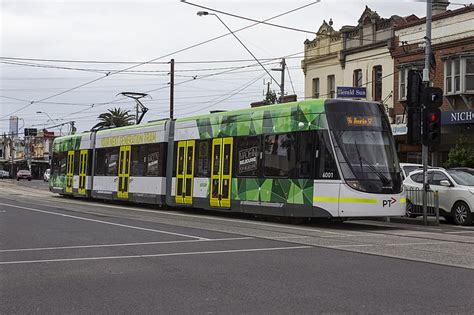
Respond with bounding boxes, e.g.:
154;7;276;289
59;153;67;175
146;144;162;176
236;136;260;177
264;133;296;178
315;130;340;180
74;151;80;174
52;152;61;175
196;140;211;177
95;149;106;176
106;147;119;176
297;132;313;178
131;145;147;176
87;150;92;176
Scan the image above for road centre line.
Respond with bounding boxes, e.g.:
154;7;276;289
445;231;474;234
0;246;312;265
0;237;254;253
0;202;208;241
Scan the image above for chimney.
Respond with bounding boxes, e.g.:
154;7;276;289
432;0;449;15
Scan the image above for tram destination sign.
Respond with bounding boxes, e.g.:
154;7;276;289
345;115;380;127
336;86;367;98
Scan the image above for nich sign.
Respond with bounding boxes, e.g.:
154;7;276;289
441;109;474;125
336;86;367;98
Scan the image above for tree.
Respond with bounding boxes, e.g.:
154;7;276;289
444;137;474;168
92;107;135;130
263;89;277;105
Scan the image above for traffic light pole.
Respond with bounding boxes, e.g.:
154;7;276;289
422;0;432;226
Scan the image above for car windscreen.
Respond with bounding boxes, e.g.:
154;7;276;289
448;170;474;186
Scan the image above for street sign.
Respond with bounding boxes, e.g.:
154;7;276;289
24;128;37;137
336;86;367;98
422;87;443;108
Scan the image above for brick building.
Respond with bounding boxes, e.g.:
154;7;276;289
391;4;474;165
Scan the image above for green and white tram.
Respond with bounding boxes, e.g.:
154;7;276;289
50;99;406;218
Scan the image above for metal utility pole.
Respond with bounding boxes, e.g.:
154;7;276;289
271;58;286;103
422;0;432;226
170;59;175;120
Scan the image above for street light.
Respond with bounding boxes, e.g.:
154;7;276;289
36;111;54;126
196;11;280;90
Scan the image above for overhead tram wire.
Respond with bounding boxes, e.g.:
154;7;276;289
1;0;323;120
181;0;319;35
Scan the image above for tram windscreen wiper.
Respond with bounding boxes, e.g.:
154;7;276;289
354;140;390;186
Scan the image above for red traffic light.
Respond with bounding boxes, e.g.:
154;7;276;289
430;113;438;122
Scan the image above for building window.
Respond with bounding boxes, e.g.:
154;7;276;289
312;78;320;98
445;57;474;94
327;75;335;98
399;68;408;101
353;69;362;87
372;65;382;101
465;57;474;92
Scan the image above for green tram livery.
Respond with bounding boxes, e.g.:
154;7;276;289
50;99;406;218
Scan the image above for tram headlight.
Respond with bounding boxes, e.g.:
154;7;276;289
346;180;368;192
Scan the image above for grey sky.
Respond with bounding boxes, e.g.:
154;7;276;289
0;0;446;134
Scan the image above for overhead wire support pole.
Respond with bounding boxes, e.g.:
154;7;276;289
197;11;281;90
170;59;175;120
422;0;432;226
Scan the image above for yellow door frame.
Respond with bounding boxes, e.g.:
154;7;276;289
65;150;74;193
175;140;196;205
117;145;131;199
78;149;88;195
210;137;233;208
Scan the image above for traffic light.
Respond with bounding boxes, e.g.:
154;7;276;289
423;107;441;146
406;70;423;145
421;86;443;146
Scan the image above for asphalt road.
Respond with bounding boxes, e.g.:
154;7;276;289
1;181;473;314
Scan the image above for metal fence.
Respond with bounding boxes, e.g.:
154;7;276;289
405;188;440;224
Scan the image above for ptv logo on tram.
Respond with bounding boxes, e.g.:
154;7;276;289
382;197;397;208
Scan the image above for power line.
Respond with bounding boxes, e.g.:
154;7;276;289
181;0;319;35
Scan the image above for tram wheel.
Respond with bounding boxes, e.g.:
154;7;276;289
405;200;418;218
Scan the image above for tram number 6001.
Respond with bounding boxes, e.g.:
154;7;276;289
322;172;334;179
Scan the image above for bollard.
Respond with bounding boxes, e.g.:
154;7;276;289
434;190;440;226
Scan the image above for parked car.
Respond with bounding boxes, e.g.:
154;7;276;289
43;169;51;182
450;167;474;176
399;163;444;180
16;170;32;181
404;169;474;225
0;170;10;179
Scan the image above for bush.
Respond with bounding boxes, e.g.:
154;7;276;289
444;142;474;168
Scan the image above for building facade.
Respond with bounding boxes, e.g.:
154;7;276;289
302;7;411;112
392;4;474;165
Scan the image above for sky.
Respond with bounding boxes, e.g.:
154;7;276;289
0;0;460;135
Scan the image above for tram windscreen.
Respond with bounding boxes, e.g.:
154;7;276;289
325;100;402;194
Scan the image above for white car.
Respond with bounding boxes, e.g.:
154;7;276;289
399;163;444;180
0;170;9;179
43;168;51;182
403;169;474;225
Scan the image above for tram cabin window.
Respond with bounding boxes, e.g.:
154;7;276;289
106;148;119;176
196;140;211;177
131;145;147;176
146;144;162;176
315;130;340;180
264;133;296;177
297;132;313;178
95;149;106;176
236;136;260;177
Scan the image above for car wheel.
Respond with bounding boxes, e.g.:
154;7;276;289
405;200;418;218
452;201;472;226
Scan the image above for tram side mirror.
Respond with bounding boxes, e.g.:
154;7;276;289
440;180;451;187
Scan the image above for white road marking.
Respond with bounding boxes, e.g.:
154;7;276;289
16;196;350;236
445;231;474;234
0;202;208;240
0;246;312;265
327;244;373;248
0;237;254;253
385;241;452;246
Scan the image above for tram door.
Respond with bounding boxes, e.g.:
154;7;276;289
210;137;233;208
175;140;195;205
78;149;88;195
65;150;74;193
117;145;131;199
